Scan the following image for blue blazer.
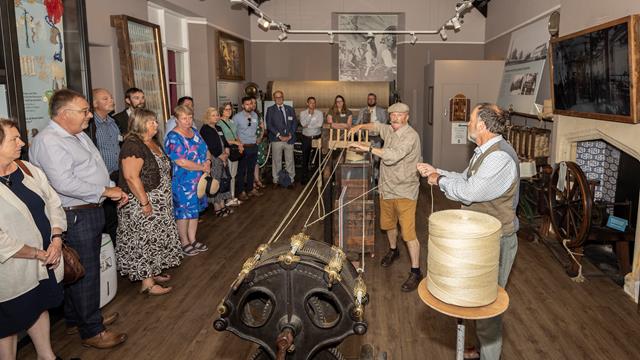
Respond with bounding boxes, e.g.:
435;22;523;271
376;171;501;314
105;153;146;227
266;104;297;144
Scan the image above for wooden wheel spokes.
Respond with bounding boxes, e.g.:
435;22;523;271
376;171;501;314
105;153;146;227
547;162;592;248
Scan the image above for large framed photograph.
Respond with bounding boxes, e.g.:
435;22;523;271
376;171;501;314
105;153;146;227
338;14;398;82
217;31;245;81
110;15;169;123
550;15;640;124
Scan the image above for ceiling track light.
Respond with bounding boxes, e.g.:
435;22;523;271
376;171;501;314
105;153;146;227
257;15;271;30
439;27;448;41
451;16;462;31
230;0;472;43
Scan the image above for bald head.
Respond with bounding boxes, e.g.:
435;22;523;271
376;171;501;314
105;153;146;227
92;88;115;117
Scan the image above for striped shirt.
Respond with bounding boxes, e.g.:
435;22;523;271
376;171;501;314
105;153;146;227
93;112;121;174
438;135;518;205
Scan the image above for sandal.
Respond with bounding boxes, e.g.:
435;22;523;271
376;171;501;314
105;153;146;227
140;284;172;296
192;241;208;252
153;273;171;283
182;244;199;257
215;207;230;218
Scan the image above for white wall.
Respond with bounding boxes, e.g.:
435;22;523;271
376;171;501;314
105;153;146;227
250;0;486;44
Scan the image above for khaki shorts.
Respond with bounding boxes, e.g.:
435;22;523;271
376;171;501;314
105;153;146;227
379;197;417;241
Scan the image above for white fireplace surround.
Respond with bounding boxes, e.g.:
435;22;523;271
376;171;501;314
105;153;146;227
552;115;640;302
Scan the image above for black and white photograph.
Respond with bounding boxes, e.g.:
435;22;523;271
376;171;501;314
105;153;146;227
552;22;631;117
338;14;398;81
521;72;538;95
509;74;524;94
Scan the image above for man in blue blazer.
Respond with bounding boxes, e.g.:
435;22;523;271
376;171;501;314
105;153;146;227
266;90;297;187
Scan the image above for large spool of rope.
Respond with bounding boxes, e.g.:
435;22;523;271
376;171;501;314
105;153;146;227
427;209;502;307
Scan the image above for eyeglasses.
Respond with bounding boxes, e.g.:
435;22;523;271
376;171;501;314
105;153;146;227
247;118;252;126
65;108;90;116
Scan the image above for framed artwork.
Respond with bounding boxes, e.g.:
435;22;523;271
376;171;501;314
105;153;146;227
217;31;245;81
110;15;169;122
496;16;549;116
449;93;471;122
8;0;92;143
338;13;398;82
550;15;639;124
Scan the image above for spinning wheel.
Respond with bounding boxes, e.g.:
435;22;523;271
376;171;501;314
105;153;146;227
547;161;592;248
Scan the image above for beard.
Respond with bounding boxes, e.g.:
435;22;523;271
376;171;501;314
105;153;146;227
134;103;146;109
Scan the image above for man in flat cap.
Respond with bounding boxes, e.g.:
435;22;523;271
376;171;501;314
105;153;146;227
349;102;423;291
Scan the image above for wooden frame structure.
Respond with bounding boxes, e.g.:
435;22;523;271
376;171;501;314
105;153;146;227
110;15;169;123
549;15;640;124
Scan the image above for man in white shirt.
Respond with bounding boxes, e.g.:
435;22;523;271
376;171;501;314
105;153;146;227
298;96;323;184
356;93;388;180
30;89;129;349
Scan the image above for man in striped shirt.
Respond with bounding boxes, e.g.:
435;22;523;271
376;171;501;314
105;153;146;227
418;103;519;360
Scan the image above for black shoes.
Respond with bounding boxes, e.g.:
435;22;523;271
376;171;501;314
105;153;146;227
380;248;400;267
401;272;423;292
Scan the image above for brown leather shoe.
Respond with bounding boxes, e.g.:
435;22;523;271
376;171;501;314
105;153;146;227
66;312;120;335
238;192;249;201
401;272;423;292
81;330;127;349
380;249;399;267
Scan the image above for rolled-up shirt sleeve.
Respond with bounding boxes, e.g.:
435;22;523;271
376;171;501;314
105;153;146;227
31;141;105;204
439;152;517;205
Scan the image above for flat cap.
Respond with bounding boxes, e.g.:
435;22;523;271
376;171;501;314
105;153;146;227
388;102;410;113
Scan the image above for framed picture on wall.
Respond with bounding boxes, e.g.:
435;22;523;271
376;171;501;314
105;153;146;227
550;15;640;124
217;31;245;81
110;15;169;122
8;0;92;143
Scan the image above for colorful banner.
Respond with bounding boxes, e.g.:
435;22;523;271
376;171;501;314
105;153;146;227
15;0;66;140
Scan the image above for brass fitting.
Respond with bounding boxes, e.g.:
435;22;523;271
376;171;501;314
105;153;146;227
289;232;309;255
324;247;346;287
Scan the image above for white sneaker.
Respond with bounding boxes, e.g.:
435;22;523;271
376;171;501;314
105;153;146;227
225;198;242;207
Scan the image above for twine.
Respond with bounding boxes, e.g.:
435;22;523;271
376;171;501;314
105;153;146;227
562;239;586;283
427;210;502;307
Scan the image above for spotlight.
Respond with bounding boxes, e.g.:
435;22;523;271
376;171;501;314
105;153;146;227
409;33;417;45
257;15;270;31
439;27;448;41
329;32;335;44
229;0;243;4
278;31;288;41
451;16;462;31
455;1;473;14
366;32;374;38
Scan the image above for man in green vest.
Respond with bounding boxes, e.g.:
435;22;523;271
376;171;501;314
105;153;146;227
417;103;519;360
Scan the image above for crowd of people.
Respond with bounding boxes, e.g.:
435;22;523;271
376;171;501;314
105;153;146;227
0;84;517;360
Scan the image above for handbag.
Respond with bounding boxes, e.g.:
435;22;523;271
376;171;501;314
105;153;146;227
228;145;243;162
219;166;232;193
13;160;86;284
219;121;243;161
62;242;85;285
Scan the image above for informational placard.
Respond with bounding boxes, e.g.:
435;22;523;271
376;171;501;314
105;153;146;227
216;80;246;112
496;17;550;115
451;123;468;145
15;1;66;140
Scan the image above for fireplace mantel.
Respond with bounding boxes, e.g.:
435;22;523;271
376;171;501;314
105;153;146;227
552;114;640;302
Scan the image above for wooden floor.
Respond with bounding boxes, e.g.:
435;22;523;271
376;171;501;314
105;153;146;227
18;183;640;359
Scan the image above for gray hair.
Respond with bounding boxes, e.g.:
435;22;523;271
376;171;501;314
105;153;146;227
475;103;509;136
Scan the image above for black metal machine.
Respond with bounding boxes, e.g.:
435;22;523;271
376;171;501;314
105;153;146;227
214;233;368;360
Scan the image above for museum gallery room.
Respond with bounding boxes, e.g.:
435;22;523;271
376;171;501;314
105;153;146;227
2;0;640;359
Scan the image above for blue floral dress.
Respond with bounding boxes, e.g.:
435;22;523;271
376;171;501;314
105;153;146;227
164;129;208;219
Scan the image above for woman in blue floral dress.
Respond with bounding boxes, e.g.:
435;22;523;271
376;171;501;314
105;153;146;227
164;105;211;257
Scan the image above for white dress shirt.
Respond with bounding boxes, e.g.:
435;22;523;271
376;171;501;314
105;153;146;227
29;121;111;207
299;109;324;137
